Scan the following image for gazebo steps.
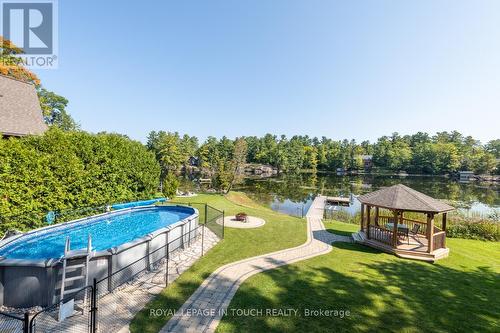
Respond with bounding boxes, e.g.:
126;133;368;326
351;231;449;262
394;248;449;262
430;247;450;260
351;231;365;243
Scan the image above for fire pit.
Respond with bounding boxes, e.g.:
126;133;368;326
218;215;266;229
235;213;248;222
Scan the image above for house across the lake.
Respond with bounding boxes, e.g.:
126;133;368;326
458;171;475;182
188;156;200;167
360;155;373;170
0;74;47;137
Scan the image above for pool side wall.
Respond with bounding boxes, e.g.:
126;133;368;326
0;205;199;308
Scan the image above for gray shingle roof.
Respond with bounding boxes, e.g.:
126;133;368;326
0;75;47;136
358;184;455;213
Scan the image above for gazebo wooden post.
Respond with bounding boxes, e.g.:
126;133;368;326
399;211;404;227
442;213;447;231
360;204;365;232
392;210;399;247
375;207;379;226
427;213;435;253
366;205;371;239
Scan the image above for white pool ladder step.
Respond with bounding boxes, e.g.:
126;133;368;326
59;234;93;308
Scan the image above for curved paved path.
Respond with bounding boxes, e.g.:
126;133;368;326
161;196;351;333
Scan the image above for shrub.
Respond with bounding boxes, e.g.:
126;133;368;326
446;221;499;241
0;128;160;235
324;209;360;225
162;173;179;199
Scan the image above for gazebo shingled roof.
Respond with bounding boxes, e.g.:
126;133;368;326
357;184;455;213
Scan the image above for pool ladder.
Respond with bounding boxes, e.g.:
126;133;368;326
59;234;93;317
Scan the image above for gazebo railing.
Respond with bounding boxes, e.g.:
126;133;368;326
377;216;428;235
368;225;393;246
402;218;428;235
376;215;392;226
433;231;446;250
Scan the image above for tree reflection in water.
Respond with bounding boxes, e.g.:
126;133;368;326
235;173;500;219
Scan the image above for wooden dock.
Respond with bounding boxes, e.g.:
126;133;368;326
325;196;350;206
306;196;327;218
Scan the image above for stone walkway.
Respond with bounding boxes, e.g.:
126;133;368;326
161;196;351;333
98;228;220;333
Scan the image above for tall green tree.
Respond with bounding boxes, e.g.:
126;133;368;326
147;131;194;196
303;146;318;172
223;138;248;193
486;140;500;158
38;88;79;131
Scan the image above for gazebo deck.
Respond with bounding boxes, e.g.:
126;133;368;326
353;231;449;262
396;234;429;252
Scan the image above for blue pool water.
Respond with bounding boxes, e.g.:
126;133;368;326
0;206;194;260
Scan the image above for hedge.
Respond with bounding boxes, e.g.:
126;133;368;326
0;128;160;234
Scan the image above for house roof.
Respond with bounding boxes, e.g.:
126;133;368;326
0;74;47;136
358;184;455;213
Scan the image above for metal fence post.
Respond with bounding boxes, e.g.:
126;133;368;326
165;244;170;287
107;256;113;293
188;220;192;247
222;210;225;239
181;224;185;249
165;231;170;287
204;204;208;224
91;279;98;333
201;225;205;257
146;240;151;271
23;312;29;333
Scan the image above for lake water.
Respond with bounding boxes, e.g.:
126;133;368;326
236;173;500;219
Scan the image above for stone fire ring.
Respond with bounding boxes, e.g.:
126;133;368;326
217;215;266;229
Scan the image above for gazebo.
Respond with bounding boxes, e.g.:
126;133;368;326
353;184;455;262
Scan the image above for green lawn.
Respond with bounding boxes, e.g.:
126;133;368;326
129;192;307;333
217;220;500;333
323;219;359;237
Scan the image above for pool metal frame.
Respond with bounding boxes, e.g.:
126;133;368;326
0;205;199;308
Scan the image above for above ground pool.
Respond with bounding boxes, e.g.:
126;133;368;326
0;205;199;308
0;205;192;260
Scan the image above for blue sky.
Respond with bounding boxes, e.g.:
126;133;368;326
37;1;500;143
